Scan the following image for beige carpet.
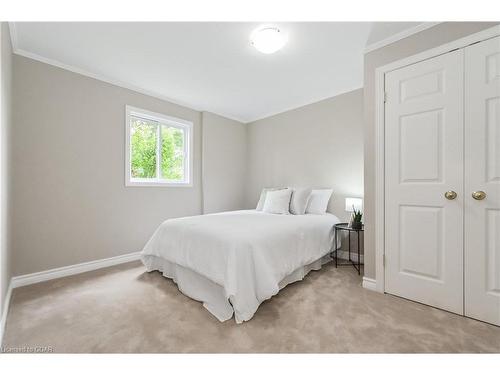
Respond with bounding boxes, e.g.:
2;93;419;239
3;261;500;353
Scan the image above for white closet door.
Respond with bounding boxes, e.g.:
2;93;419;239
385;49;464;314
465;36;500;326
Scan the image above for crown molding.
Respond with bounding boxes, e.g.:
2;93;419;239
247;85;363;123
13;47;204;112
13;47;249;124
364;22;442;54
7;22;248;124
8;21;18;51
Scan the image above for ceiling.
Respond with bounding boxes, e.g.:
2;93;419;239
11;22;425;122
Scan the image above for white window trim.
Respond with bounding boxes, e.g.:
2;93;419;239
125;105;193;187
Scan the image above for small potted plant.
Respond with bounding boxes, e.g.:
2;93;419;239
351;206;363;230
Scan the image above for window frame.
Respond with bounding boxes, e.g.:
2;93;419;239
125;105;193;187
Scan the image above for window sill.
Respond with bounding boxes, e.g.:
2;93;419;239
125;180;193;188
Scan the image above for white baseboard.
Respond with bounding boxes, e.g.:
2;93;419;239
362;277;377;292
1;252;140;345
11;252;141;289
335;250;364;263
0;281;13;346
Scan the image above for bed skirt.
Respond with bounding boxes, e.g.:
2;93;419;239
141;253;332;323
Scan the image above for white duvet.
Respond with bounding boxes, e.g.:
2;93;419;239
141;210;339;322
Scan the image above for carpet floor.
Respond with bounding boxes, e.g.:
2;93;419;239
3;261;500;353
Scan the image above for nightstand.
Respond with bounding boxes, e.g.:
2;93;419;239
331;223;364;275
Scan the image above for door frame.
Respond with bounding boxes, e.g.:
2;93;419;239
373;25;500;293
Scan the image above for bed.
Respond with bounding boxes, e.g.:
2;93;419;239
141;209;340;323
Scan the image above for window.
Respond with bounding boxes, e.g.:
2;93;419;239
125;106;193;186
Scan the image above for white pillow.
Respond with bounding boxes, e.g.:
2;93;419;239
256;187;285;210
289;188;312;215
262;189;292;214
306;189;333;214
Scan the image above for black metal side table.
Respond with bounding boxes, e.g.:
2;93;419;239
331;223;364;275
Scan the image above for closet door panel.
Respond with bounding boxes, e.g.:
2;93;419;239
384;49;464;314
465;36;500;326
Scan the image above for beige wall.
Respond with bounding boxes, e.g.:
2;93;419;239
246;89;364;223
10;54;362;277
201;111;246;214
11;55;205;276
1;23;13;316
12;22;497;281
363;22;499;279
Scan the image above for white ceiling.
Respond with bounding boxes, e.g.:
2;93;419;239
11;22;424;122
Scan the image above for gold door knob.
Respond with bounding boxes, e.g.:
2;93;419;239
472;191;486;200
444;191;457;200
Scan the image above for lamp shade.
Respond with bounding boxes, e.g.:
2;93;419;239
345;197;363;212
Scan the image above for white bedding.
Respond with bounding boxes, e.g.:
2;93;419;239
141;209;340;323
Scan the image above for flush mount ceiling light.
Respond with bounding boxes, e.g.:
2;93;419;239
250;26;287;54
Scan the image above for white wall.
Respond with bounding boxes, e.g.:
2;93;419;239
201;111;246;214
11;55;205;276
246;89;364;222
363;22;499;279
0;23;13;319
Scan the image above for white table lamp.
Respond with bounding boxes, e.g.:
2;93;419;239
345;197;363;212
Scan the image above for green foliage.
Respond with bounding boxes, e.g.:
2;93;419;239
161;126;184;180
130;117;185;181
352;206;363;223
131;119;157;178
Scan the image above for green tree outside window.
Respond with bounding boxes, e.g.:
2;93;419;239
130;117;185;181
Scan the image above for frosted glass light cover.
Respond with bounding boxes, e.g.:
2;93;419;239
250;27;287;54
